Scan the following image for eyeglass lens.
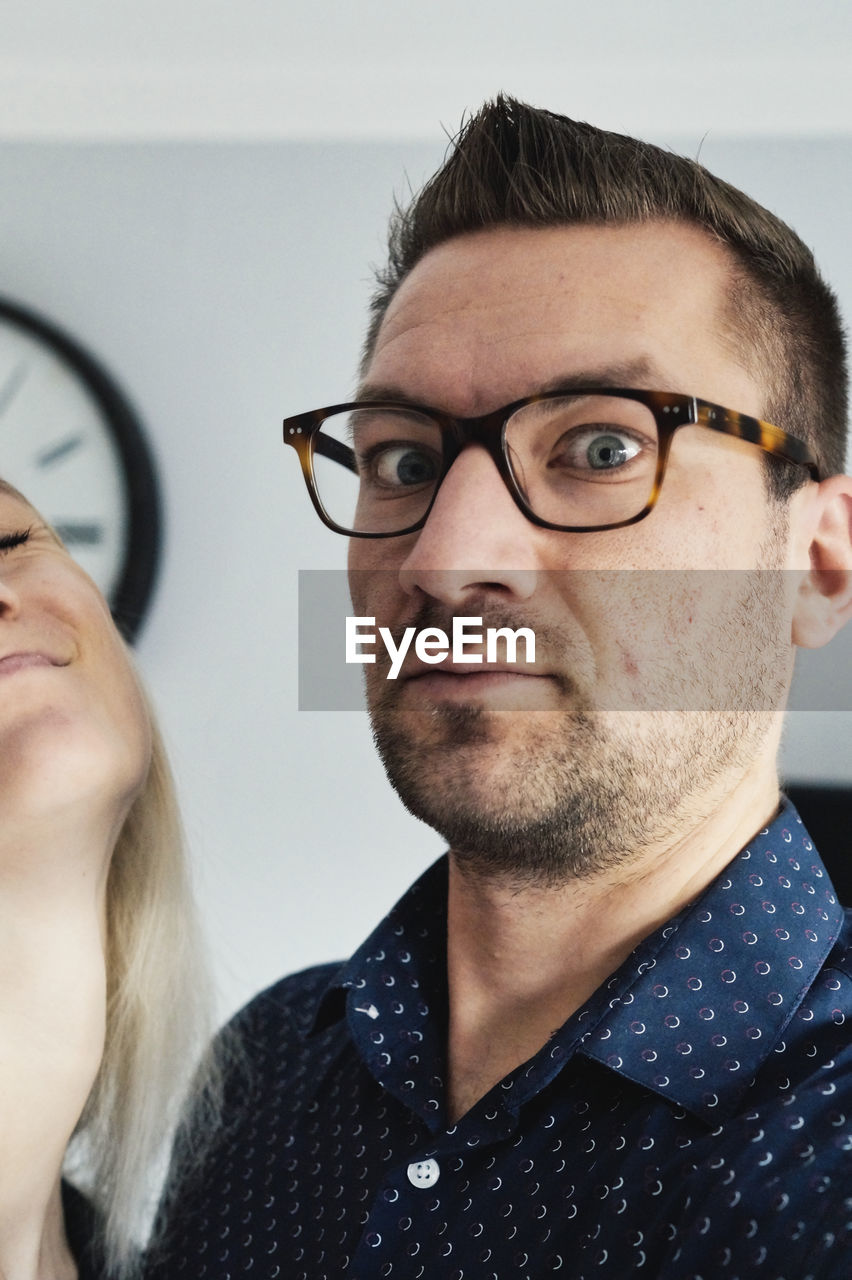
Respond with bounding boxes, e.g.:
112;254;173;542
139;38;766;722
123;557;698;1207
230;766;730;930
311;394;662;534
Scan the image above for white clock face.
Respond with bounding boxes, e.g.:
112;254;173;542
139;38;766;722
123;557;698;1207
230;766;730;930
0;318;128;604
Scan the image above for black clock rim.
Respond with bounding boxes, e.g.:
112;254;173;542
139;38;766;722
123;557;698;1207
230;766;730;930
0;296;161;644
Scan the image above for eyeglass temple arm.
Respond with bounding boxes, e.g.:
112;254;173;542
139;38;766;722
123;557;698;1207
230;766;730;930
313;432;357;474
695;401;821;478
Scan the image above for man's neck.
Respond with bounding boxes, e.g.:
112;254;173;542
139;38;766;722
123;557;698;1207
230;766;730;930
445;761;781;1123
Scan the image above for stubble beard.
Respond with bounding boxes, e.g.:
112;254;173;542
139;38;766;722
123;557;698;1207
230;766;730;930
365;559;793;889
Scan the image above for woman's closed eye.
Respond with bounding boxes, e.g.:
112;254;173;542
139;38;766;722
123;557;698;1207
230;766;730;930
0;529;31;553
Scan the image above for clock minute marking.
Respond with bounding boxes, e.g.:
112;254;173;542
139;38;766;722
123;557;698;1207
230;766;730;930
36;434;85;468
0;360;28;417
53;521;105;547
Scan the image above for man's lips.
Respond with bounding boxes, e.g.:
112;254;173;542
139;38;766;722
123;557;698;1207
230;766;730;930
391;663;560;712
403;661;543;681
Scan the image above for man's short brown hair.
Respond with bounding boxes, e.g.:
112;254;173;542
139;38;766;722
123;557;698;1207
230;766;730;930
366;95;848;496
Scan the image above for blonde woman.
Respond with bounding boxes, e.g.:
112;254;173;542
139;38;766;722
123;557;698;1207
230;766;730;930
0;476;209;1279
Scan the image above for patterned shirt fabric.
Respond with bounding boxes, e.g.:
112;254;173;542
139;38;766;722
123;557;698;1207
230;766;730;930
150;800;852;1279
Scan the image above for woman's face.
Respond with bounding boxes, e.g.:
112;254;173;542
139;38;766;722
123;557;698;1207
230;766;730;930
0;480;151;826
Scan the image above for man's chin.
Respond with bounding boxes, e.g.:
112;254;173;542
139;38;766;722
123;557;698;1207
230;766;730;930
392;697;495;744
368;703;631;883
366;694;781;887
370;751;630;885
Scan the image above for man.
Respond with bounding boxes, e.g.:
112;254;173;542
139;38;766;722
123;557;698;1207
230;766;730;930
152;98;852;1278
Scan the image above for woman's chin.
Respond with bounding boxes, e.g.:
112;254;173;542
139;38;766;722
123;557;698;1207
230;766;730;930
0;718;150;827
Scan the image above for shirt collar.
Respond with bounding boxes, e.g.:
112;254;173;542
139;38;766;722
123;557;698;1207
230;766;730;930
305;799;843;1126
308;856;449;1037
578;798;845;1121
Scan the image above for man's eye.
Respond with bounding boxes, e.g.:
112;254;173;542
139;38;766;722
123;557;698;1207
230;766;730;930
370;445;440;489
555;428;644;473
0;528;31;553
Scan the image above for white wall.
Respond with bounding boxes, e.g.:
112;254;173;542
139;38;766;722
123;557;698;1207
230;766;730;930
0;1;850;141
0;134;849;1020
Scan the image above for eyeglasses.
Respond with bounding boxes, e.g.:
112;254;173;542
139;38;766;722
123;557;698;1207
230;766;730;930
282;388;821;537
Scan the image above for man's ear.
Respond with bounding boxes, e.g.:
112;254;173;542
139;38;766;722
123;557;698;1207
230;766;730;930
791;475;852;649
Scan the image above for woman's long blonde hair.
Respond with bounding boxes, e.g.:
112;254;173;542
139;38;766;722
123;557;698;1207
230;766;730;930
65;705;215;1274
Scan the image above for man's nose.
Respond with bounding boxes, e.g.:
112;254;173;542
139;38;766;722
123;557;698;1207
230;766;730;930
398;444;541;606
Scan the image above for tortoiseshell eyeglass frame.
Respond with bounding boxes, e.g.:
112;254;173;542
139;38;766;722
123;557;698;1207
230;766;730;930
282;388;822;538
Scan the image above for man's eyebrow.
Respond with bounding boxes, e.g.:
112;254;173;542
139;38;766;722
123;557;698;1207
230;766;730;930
354;382;428;405
535;358;668;396
355;358;671;408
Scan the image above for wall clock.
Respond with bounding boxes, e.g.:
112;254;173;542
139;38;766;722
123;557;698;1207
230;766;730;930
0;297;161;643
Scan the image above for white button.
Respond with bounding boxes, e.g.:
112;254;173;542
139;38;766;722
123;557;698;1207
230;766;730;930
407;1158;440;1189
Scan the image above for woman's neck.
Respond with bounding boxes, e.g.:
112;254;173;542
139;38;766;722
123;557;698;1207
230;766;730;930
0;1183;78;1280
0;814;111;1280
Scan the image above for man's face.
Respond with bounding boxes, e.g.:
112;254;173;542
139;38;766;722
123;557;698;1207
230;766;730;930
348;222;799;884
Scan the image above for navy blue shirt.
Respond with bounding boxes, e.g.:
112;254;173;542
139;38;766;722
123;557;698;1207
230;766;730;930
62;1182;110;1279
151;801;851;1278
